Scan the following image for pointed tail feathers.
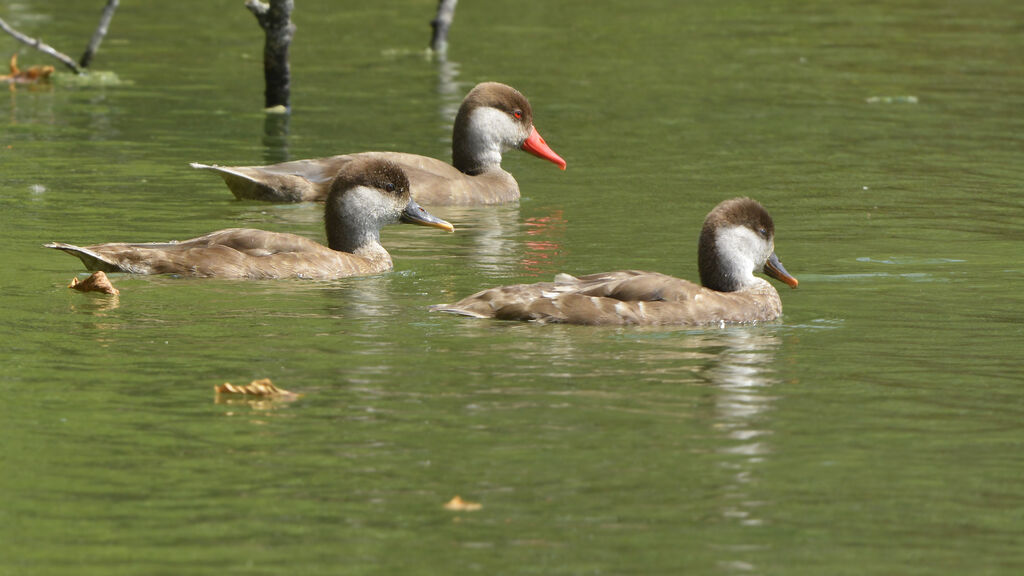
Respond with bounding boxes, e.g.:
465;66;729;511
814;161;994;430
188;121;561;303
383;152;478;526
190;162;302;201
428;303;493;319
190;162;254;183
44;242;123;273
190;162;236;175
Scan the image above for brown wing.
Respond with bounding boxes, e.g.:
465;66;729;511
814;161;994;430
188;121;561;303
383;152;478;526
556;270;703;302
53;229;375;279
194;151;518;206
433;270;783;326
348;153;518;205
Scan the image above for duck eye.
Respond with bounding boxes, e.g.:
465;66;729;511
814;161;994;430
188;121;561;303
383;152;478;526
384;182;395;193
512;109;523;120
758;227;769;238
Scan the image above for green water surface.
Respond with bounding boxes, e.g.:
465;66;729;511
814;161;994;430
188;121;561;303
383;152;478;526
1;1;1022;574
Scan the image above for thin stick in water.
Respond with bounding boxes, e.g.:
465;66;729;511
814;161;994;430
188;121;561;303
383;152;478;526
79;0;120;69
0;16;82;74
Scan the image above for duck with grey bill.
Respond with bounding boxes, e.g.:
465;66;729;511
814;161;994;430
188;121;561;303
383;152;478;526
45;159;454;280
431;197;798;326
191;82;566;206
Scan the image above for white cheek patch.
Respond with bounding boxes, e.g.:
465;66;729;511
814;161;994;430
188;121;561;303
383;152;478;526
715;225;769;286
466;107;523;162
338;186;396;227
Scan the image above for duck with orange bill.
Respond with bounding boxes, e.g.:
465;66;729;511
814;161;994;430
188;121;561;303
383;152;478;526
192;82;565;206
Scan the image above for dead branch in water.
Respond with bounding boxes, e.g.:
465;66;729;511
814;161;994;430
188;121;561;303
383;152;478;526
0;16;82;74
1;1;121;74
79;0;119;68
430;0;458;54
245;0;295;111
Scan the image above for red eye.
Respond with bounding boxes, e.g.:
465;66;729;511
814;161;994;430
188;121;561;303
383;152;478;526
512;110;523;119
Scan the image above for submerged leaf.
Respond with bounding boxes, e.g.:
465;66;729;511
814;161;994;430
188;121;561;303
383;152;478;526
52;69;124;87
68;271;119;295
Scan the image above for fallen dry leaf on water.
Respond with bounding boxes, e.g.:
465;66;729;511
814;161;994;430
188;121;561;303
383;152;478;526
215;378;299;398
443;496;482;512
1;54;54;84
68;271;119;295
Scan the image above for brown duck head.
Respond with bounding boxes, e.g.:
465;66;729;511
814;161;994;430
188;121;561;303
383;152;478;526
698;197;798;292
324;158;453;254
451;82;566;175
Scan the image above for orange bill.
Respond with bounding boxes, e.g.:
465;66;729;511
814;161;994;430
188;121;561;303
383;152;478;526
521;126;567;170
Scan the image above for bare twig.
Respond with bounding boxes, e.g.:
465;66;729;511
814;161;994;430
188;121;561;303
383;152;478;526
245;0;295;111
79;0;119;68
0;15;82;74
430;0;458;54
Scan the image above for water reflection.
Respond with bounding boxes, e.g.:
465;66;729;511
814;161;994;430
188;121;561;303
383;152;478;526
5;78;53;94
432;204;570;279
319;274;401;322
64;273;123;345
433;205;520;276
68;293;120;314
7;81;54;125
234;200;323;229
521;209;568;277
699;328;781;572
433;52;463;109
261;112;290;164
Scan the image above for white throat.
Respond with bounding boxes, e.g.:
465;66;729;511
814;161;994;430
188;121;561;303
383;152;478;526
327;185;399;256
462;107;521;169
714;225;773;289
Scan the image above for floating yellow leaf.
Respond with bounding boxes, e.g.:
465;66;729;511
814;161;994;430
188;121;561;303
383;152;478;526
215;378;299;398
444;495;482;511
1;54;54;84
68;271;119;295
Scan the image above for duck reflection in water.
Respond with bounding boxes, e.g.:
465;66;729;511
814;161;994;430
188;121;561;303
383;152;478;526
702;328;781;571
